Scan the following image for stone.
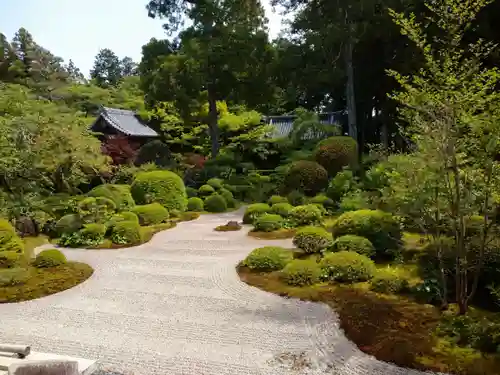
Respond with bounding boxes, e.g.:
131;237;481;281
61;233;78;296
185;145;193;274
8;360;78;375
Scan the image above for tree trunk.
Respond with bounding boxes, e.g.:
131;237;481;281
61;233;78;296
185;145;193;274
207;84;219;158
344;31;358;143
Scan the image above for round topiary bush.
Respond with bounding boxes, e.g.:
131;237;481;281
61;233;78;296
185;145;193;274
330;235;375;258
111;220;142;245
0;251;24;268
271;202;293;217
204;194;227;213
281;259;321;286
314;136;358;176
186;187;198;198
242;246;293;271
370;268;410;294
289;204;323;226
319;250;375;283
219;188;235;208
330;210;402;258
283;161;328;196
135;140;172;167
310;194;335;209
293;226;332;253
198;184;215;196
254;214;284;232
187;197;204;212
207;178;223;190
243;203;271;224
33;249;67;268
80;223;106;241
132;203;169;225
268;195;288;205
55;214;83;236
87;184;135;211
287;190;306;206
131;170;187;212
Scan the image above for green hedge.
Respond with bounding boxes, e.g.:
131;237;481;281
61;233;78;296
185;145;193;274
287;190;306;206
186;187;198;198
283;161;328;196
33;249;67;268
198;184;215;196
314;136;358;176
133;203;169;225
242;246;293;272
330;235;375;258
187;197;204;212
254;214;283;232
55;214;83;236
219;188;235;208
289;204;323;226
111;220;142;245
293;226;332;253
268;195;288;205
204;195;227;213
87;184;135;211
131;170;187;211
207;178;223;190
320;250;375;283
370;268;410;294
270;203;293;217
243;203;271;224
281;259;321;286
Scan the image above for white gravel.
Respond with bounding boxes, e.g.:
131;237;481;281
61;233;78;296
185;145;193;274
0;208;440;375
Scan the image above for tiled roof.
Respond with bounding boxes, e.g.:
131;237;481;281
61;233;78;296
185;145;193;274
265;111;345;139
96;107;159;137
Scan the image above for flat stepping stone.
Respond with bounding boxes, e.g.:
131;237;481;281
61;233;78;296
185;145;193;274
0;352;96;375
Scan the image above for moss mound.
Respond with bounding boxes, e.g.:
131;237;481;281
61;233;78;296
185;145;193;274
131;170;187;211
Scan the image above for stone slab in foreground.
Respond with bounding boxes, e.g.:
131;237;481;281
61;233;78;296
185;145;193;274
0;352;97;375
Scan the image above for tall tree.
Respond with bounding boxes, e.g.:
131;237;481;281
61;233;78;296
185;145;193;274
65;59;85;83
90;48;123;88
121;56;137;76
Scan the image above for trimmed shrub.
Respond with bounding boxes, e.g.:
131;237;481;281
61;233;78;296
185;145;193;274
80;223;106;242
293;226;332;253
270;202;293;217
1;237;24;253
169;209;181;218
330;210;402;258
287;190;306;206
283;161;328;196
310;194;335;209
131;170;187;212
289;204;323;226
133;203;169;225
254;214;284;232
371;268;410;294
111;220;142;245
320;251;375;283
87;184;135;211
330;235;375;258
55;214;82;236
118;211;139;223
135;140;172;167
77;197;116;224
180;211;200;221
198;184;215;196
281;259;321;286
0;219;16;246
0;268;29;286
219;188;235;208
242;246;293;271
207;178;223;190
33;249;67;268
204;194;227;213
243;203;271;224
314;136;358;176
187;197;204;212
0;251;23;268
268;195;288;205
186;187;198;198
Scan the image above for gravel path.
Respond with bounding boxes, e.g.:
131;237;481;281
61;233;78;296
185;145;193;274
0;209;438;375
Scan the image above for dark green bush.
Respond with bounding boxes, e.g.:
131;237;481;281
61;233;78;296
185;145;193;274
186;187;198;198
33;249;67;268
314;136;358;176
293;226;332;253
242;246;293;271
330;235;375;258
87;184;135;211
219;188;235;208
207;178;223;190
111;220;142;245
0;251;23;268
268;195;288;205
310;194;335;209
270;203;293;217
187;197;204;212
135;140;172;167
320;250;375;283
254;214;283;232
281;259;321;286
370;268;410;294
198;184;215;196
243;203;271;224
133;203;169;225
287;190;306;206
55;214;82;236
131;170;187;211
283;161;328;196
339;191;371;212
326;169;358;202
331;210;402;258
289;204;323;226
204;194;227;213
0;268;30;286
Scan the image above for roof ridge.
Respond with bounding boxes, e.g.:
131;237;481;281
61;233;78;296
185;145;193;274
103;107;135;116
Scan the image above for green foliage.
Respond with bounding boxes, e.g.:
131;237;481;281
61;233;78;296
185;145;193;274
254;214;283;232
131;170;187;211
243;203;271;224
281;259;321;286
87;184;135;211
0;251;23;268
219;188;235;208
187;197;204;212
33;249;67;268
204;194;227;213
198;184;216;196
289;109;340;146
0;219;16;246
339;190;371;212
186;187;198;198
314;136;358;176
268;195;288;205
242;246;293;272
77;196;116;224
111;220;142;245
293;226;332;253
80;223;106;242
287;190;306;206
331;210;402;258
270;202;293;217
320;251;375;283
0;268;30;287
135;140;172;167
283;161;328;196
326;169;358;202
310;194;334;209
132;203;169;225
330;235;375;258
1;236;24;254
370;268;410;294
55;214;82;236
289;204;323;226
207;178;223;190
